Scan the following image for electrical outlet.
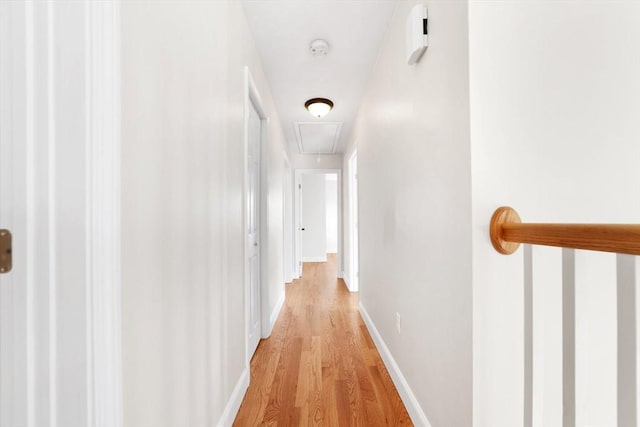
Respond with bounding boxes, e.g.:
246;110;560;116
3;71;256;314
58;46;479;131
396;312;402;334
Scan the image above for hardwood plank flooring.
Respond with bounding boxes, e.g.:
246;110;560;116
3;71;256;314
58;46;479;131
233;254;412;426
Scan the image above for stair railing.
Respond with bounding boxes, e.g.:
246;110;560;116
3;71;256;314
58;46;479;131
490;206;639;427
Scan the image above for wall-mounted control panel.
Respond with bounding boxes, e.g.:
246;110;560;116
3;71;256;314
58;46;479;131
406;4;428;65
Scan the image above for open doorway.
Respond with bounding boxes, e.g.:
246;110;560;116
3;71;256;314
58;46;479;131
294;170;342;278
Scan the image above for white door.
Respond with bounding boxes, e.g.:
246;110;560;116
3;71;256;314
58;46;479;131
247;101;262;357
0;5;29;423
300;173;327;262
0;2;121;425
294;172;303;277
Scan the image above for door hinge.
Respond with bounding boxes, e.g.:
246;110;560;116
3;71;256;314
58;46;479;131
298;184;301;189
0;229;12;274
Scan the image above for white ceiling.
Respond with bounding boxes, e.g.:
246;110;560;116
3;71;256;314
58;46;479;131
242;0;396;155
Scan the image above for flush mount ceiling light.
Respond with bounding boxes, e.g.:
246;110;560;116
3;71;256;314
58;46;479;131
305;98;334;118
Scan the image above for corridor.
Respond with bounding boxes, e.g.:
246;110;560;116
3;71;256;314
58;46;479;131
234;255;411;426
2;1;639;426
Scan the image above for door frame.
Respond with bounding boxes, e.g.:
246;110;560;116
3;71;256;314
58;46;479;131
294;169;343;279
243;67;268;370
347;151;359;292
86;2;123;423
282;156;295;284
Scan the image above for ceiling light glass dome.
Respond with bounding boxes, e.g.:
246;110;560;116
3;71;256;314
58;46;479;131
305;98;334;118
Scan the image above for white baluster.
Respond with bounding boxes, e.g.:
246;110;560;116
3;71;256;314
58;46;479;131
524;244;533;427
562;249;575;427
617;254;637;427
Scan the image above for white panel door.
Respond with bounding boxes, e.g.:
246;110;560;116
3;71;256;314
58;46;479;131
295;173;303;277
300;174;327;262
0;4;29;425
0;2;121;426
247;101;262;358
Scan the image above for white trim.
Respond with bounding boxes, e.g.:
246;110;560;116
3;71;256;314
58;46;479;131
45;3;59;425
259;115;270;338
302;256;328;263
342;272;353;291
216;368;249;427
359;302;432;427
84;2;122;426
282;155;296;284
265;291;285;338
294;169;343;278
347;150;359;292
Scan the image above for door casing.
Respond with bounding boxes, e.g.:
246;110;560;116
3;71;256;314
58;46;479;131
293;169;343;279
348;151;359;292
282;157;295;284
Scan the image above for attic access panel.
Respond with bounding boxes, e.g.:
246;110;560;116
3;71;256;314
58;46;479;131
295;122;342;154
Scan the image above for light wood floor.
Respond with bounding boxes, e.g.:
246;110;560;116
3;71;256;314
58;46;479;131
233;254;412;426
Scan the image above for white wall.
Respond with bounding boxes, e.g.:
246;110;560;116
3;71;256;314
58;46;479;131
121;1;287;426
301;173;327;261
325;175;338;253
470;2;640;426
342;1;472;425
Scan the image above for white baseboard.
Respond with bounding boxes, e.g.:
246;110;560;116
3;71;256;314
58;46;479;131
342;272;352;290
302;256;327;262
264;291;285;338
359;303;432;427
216;368;249;427
285;267;296;284
341;272;359;292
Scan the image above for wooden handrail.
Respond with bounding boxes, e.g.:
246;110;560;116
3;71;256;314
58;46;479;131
490;206;640;256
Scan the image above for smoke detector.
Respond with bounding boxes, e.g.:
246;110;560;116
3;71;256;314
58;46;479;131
309;39;330;57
